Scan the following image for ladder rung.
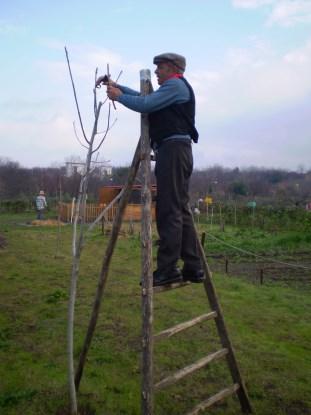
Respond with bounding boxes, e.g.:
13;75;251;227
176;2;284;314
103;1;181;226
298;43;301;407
154;312;217;341
153;281;191;293
154;348;228;390
184;383;240;415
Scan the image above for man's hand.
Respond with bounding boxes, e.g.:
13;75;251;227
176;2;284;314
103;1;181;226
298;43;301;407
107;85;122;100
95;75;116;89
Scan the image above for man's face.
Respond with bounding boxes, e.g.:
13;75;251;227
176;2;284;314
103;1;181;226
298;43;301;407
155;62;175;85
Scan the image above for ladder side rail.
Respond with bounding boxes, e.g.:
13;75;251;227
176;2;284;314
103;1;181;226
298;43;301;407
194;217;252;413
75;137;142;390
140;69;154;415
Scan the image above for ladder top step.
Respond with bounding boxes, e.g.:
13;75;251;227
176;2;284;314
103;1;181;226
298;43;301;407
153;281;191;293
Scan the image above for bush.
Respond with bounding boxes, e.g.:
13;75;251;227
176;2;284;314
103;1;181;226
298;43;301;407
0;200;30;213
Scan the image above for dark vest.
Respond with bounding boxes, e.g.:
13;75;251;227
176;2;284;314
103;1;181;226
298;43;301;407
149;77;199;148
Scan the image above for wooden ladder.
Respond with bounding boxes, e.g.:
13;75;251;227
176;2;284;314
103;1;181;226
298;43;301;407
139;70;252;415
74;69;252;415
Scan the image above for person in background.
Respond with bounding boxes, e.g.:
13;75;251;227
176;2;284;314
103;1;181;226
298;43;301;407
96;52;204;287
35;190;47;220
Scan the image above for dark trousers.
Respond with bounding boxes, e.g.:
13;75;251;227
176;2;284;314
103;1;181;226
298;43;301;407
155;140;201;272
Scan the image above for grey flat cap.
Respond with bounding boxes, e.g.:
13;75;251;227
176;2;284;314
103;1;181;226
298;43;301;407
153;53;186;72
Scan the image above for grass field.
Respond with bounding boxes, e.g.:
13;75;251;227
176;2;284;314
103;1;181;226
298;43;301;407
0;212;310;415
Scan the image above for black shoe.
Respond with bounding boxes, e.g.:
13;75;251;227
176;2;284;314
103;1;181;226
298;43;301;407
153;267;182;287
182;268;205;283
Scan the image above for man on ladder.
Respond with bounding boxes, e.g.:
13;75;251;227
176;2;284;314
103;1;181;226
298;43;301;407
96;52;204;287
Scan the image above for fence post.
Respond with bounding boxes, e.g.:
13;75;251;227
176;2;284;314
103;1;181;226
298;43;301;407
210;206;214;230
234;203;237;226
259;269;264;285
225;258;229;274
201;232;206;247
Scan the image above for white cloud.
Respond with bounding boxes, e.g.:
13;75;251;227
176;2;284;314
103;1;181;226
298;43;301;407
267;0;311;26
2;35;311;170
36;43;144;96
191;37;311;122
284;38;311;63
0;113;75;154
232;0;275;8
0;20;27;34
0;41;144;167
233;0;311;26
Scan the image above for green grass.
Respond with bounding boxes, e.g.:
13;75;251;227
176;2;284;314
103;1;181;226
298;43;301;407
199;223;311;256
0;213;311;414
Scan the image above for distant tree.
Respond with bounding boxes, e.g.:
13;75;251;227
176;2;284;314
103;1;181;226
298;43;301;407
230;181;248;196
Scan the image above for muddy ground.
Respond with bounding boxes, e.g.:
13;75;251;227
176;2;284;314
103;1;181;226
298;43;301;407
207;252;311;288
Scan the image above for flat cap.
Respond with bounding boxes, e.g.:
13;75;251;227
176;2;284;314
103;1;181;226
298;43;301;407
153;52;186;73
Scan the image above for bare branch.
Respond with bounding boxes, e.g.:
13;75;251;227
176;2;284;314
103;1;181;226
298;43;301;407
95;117;117;135
92;102;112;154
73;122;89;149
88;102;103;153
115;70;123;83
64;46;90;144
94;68;98;117
97;69;122;108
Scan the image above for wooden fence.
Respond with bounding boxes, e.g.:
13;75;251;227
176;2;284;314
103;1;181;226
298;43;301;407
58;202;155;223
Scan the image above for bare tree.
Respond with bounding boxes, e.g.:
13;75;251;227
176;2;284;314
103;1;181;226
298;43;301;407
64;47;115;415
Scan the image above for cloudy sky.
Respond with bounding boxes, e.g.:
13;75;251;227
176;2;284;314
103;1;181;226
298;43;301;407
1;0;311;170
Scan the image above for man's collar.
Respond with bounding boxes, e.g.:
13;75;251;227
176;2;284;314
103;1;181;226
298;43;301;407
167;73;183;80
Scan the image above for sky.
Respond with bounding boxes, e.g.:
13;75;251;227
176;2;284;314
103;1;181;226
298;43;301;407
1;0;311;171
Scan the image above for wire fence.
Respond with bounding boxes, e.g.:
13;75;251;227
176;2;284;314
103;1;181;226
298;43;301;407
201;231;311;287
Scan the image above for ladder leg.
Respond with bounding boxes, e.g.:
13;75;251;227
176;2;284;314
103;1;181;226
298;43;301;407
140;70;154;415
75;137;142;390
194;218;252;413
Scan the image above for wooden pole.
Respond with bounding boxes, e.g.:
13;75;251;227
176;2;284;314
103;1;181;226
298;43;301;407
140;69;154;415
75;138;142;390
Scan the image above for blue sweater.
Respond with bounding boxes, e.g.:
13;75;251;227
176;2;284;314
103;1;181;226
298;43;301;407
116;77;190;113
